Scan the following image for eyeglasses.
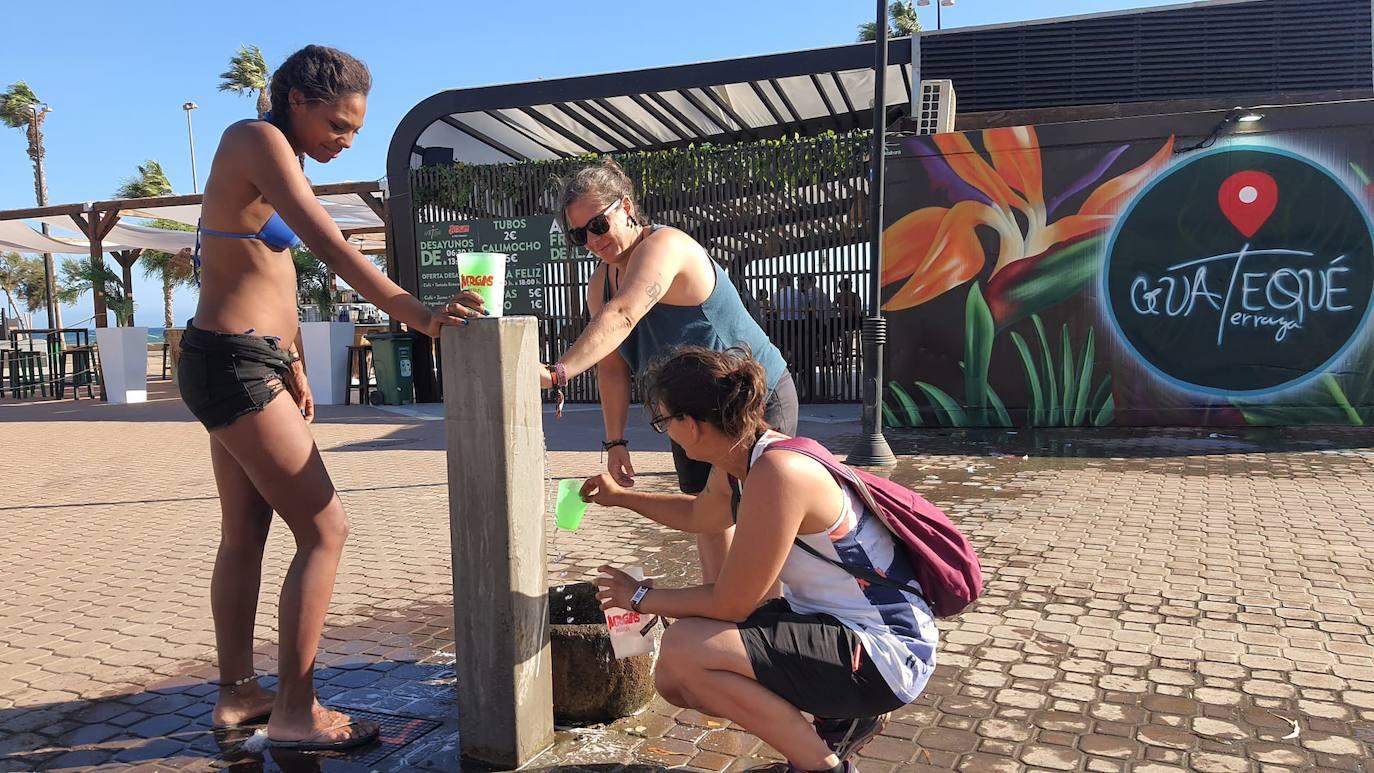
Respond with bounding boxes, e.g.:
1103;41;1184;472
567;199;622;247
648;411;685;434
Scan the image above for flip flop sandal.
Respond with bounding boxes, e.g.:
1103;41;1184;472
212;709;273;730
268;718;381;752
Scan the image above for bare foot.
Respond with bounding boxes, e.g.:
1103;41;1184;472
212;681;277;728
266;702;379;748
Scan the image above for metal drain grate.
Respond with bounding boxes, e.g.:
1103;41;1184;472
339;710;442;767
214;710;442;770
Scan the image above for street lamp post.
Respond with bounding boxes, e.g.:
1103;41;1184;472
847;0;898;467
917;0;955;30
183;102;199;193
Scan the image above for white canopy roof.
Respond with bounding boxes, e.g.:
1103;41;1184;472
0;192;386;256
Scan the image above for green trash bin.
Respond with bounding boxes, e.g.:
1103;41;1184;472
366;332;415;405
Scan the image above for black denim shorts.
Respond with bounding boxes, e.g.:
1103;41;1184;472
738;597;904;719
178;322;293;431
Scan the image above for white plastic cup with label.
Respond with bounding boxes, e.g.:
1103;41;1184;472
457;252;506;318
601;566;657;660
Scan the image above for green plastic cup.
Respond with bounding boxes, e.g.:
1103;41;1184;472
458;252;506;318
555;478;587;531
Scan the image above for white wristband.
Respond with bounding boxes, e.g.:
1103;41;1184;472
630;585;650;612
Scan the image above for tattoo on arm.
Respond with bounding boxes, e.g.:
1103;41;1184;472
645;281;663;304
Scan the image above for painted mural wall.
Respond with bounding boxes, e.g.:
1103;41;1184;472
880;108;1374;427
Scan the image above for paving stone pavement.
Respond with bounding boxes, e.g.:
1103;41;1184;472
2;381;1374;772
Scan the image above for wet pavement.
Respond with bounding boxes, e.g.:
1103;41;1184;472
3;382;1374;771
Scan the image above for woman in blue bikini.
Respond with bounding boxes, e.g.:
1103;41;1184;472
180;44;484;751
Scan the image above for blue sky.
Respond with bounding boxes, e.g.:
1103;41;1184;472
1;0;1181;328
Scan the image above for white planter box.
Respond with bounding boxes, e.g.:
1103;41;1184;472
96;326;149;404
299;321;354;405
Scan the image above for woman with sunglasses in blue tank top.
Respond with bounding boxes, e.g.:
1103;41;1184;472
539;158;799;586
181;45;485;751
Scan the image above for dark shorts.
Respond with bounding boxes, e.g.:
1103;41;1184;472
672;371;799;494
738;598;905;720
178;323;293;431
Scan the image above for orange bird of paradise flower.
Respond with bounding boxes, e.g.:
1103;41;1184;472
880;126;1175;313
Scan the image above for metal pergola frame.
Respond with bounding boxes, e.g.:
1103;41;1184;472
385;37;921;300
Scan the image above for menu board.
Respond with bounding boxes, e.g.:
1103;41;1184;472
417;215;581;316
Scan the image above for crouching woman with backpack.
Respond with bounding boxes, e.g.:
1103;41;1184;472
586;346;981;773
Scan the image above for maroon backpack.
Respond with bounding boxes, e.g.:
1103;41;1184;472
762;437;983;618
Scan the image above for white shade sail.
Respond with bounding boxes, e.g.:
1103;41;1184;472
1;194;385;256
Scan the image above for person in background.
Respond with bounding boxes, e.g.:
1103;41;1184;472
834;278;863;364
773;272;805;388
756;287;776;322
802;275;832;317
835;278;861;323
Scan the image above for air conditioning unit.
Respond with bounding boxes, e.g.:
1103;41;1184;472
911;79;956;134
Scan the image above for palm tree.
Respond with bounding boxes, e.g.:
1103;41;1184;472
112;161;196;328
115;160;172;199
1;80;60;330
139;221;197;329
0;251;46;329
292;246;335;321
59;258;133;327
107;161;175;326
219;45;271;118
858;1;922;40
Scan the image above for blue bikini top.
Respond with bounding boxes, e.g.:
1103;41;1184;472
199;213;301;251
192;213;302;284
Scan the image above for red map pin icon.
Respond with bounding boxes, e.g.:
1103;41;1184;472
1218;170;1278;239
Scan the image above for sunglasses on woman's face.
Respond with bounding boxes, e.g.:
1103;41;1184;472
567;199;622;247
648;409;685;434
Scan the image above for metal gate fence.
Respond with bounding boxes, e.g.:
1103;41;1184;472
410;132;871;403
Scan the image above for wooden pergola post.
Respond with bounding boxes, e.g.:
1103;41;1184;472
358;189;403;333
110;249;143;327
68;208;121;329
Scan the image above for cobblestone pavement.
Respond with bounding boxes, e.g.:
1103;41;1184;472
2;381;1373;772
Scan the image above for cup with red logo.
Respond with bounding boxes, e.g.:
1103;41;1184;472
600;565;657;659
457;252;507;318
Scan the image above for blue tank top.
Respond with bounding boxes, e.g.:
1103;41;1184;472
604;231;787;391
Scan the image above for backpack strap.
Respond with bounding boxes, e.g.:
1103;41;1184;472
727;474;741;525
787;537;926;600
762;439;929;603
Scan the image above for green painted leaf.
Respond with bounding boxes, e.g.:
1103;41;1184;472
1234;403;1355;426
1033;315;1059;426
882;402;901;429
887;381;923;427
1092;395;1115;427
1090;374;1113;415
1009;331;1044;427
914;382;969;427
1071;327;1096;426
964;284;995;426
1323;374;1364;426
1060;324;1077;427
1232;374;1367;426
986;384;1014;427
